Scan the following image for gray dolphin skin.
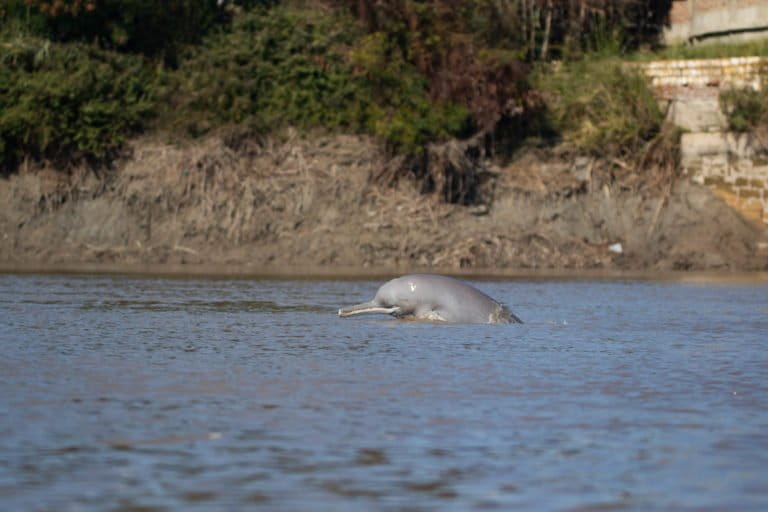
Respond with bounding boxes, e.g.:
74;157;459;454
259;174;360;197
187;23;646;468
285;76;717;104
338;274;522;324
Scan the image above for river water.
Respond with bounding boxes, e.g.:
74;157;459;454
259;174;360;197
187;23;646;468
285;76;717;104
0;273;766;511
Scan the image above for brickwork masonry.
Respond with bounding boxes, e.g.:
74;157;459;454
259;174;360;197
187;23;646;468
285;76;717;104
681;132;768;224
636;56;768;225
639;56;765;92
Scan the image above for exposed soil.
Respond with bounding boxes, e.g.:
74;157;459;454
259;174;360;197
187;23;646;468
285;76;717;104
1;132;766;272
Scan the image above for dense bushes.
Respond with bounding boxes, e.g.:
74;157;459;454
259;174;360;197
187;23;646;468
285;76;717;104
168;6;469;152
342;0;672;62
532;58;663;156
0;33;154;172
720;87;768;132
0;0;678;175
1;0;255;63
532;56;681;191
327;0;672;154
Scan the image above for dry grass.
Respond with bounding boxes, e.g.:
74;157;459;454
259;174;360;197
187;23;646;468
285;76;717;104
117;131;379;248
372;137;497;206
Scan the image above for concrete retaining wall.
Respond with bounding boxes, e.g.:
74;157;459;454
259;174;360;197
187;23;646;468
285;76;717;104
666;0;768;45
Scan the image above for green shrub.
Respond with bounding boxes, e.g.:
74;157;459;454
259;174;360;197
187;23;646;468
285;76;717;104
532;57;663;155
167;5;468;153
0;1;49;36
720;87;768;132
0;0;250;64
0;33;155;172
349;31;469;151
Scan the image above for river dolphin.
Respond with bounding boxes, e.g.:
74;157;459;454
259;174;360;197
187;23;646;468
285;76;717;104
338;274;522;324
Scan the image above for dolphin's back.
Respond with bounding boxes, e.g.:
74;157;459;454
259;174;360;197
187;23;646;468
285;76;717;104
400;274;514;324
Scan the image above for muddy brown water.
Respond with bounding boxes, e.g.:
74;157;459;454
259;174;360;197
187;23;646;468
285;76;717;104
1;273;767;511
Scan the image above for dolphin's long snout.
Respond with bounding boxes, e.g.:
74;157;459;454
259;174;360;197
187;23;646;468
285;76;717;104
338;301;398;317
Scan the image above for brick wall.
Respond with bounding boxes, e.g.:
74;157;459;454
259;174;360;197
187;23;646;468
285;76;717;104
681;133;768;224
638;57;766;93
635;56;768;225
632;57;766;133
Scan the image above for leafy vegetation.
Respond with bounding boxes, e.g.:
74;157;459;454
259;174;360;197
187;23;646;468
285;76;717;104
0;0;259;63
340;0;671;62
0;0;737;181
532;57;663;156
166;6;468;152
720;87;768;132
0;32;155;172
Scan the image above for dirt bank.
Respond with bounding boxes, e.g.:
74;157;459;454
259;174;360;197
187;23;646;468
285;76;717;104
1;133;766;272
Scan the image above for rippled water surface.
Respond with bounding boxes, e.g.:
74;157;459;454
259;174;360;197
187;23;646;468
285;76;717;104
1;273;767;511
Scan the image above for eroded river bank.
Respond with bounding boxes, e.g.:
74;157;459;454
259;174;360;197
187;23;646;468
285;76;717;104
1;134;766;272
